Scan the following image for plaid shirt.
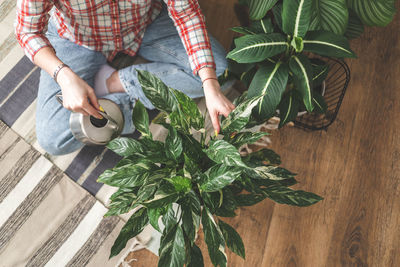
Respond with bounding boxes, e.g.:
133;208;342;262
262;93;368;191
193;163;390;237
15;0;216;75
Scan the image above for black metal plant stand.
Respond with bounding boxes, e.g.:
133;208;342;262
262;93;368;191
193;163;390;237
294;57;351;131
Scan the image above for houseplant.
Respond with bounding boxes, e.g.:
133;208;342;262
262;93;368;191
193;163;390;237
226;0;358;128
245;0;397;39
97;70;323;266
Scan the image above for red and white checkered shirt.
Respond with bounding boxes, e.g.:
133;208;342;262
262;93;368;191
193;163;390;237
15;0;216;75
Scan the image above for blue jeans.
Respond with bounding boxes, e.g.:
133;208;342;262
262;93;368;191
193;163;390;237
36;7;228;155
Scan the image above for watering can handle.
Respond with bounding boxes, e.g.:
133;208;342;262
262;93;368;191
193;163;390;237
54;94;120;131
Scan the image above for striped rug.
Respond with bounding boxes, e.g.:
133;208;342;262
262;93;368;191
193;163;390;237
0;120;153;266
0;1;247;262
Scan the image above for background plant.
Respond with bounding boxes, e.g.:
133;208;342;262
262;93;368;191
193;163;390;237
97;70;323;267
245;0;397;39
226;0;396;127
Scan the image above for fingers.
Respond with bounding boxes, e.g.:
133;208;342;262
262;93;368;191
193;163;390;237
88;90;100;110
83;100;102;119
210;110;220;135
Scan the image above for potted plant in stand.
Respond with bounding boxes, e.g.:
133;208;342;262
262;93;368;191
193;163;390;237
225;0;358;128
97;70;323;266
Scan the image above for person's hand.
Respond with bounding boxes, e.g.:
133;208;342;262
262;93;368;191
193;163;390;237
57;67;102;119
203;78;235;134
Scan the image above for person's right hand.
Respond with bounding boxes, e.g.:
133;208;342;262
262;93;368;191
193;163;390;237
56;67;102;119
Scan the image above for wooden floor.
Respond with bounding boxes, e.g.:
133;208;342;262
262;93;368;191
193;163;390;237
125;1;400;266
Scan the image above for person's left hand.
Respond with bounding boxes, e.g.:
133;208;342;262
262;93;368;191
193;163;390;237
203;78;235;134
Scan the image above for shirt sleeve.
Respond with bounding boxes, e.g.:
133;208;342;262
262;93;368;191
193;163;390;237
15;0;54;62
165;0;216;75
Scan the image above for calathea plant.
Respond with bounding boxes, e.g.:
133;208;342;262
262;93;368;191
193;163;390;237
226;0;358;127
97;70;323;266
245;0;397;39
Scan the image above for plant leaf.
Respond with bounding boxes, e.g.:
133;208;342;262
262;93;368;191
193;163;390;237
215;188;238;217
250;18;274;34
235;193;267;206
221;95;262;134
309;0;349;35
187;244;204;267
105;189;138;217
347;0;396;27
200;164;242;192
158;224;186;267
205;140;247;168
231;26;258;35
181;191;201;242
97;161;158;187
228;131;269;148
148;206;168;232
167;176;192;193
136;70;178;113
345;8;364;39
310;58;330;86
110;208;148;258
282;0;313;38
312;90;327;114
248;61;289;119
107;137;145;156
303;30;356;58
132;100;152;138
278;90;301;127
135;182;158;203
169;109;191;134
289;54;314;112
142;183;179;209
218;220;245;259
240;65;258;88
248;166;296;180
227;33;288;63
165;125;183;162
162;204;176;233
272;3;283;31
242;148;282;165
263;185;324;206
248;0;279;20
201;208;227;267
291;36;304;52
171;88;204;130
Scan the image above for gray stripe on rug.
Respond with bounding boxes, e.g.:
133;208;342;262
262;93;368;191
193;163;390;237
0;0;15;23
0;165;63;250
25;194;97;267
0;121;8;138
0;132;20;159
0;32;17;63
66;216;120;267
0;148;41;202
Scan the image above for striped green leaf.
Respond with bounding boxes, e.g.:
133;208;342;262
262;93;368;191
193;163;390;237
250;18;274;34
345;9;364;39
312;90;327;114
347;0;396;27
262;185;323;206
248;0;279;20
272;3;283;31
227;33;288;63
278;90;300;127
231;18;274;35
309;0;349;35
248;61;289;119
303;30;357;58
282;0;313;38
310;58;330;86
289;55;314;112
